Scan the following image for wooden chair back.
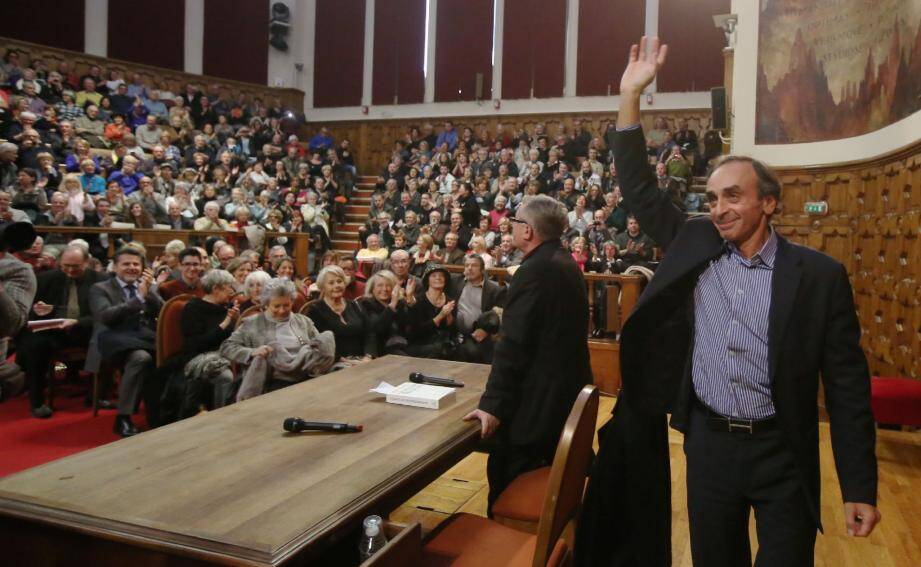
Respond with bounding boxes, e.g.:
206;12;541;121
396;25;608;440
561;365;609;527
298;298;321;316
236;305;263;328
361;522;422;566
532;385;599;567
156;294;194;367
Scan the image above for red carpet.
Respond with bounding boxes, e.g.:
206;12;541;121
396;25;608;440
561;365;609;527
0;381;121;478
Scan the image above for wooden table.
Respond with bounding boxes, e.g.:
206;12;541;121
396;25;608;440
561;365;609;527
0;356;490;566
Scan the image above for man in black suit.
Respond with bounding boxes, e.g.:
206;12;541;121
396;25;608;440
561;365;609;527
580;37;879;567
88;247;163;437
464;195;592;510
17;246;105;418
450;255;507;363
82;197;114;261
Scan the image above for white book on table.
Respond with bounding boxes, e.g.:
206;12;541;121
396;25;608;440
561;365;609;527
369;381;456;409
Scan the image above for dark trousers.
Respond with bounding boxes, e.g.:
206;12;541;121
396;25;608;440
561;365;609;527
17;329;89;409
685;403;816;567
455;334;495;363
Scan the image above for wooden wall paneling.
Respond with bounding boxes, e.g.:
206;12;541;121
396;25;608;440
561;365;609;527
774;138;921;381
588;341;620;396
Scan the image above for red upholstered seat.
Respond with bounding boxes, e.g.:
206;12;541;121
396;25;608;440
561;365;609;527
871;376;921;426
156;294;194;367
422;513;536;566
492;466;550;523
421;513;568;567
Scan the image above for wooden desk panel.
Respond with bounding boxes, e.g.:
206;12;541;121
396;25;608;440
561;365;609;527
0;356;489;566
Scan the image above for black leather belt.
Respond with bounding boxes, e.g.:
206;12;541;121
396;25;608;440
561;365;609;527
696;399;778;435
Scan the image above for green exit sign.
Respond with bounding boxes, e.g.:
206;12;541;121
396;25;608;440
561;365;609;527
804;201;828;216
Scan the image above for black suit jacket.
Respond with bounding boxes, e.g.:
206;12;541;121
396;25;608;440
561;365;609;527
31;269;106;333
166;216;194;230
616;126;877;518
81;213;111;259
478;240;592;456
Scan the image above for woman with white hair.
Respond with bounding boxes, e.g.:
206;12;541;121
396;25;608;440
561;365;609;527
306;266;376;364
356;269;409;356
239;269;272;311
60;173;95;223
301;191;330;237
221;278;336;400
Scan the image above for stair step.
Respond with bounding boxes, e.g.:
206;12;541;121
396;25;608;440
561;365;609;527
332;239;360;250
346;205;370;215
346;213;369;222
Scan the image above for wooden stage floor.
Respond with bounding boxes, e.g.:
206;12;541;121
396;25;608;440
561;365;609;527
392;396;921;567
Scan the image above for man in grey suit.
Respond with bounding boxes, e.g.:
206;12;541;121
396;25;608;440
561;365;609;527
0;222;37;400
88;247;162;437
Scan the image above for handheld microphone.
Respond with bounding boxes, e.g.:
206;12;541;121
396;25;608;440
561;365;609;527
283;418;363;433
409;372;465;388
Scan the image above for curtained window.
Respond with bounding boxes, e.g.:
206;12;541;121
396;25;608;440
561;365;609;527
0;0;85;52
502;0;566;99
203;0;269;84
576;0;646;97
314;0;366;107
434;0;494;102
656;0;729;92
109;0;185;71
372;0;426;105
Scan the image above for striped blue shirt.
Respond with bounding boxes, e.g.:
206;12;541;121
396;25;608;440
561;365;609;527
692;231;778;419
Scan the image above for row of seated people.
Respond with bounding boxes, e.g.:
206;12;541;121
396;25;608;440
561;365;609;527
1;52;356;270
1;47;305;154
355;205;655;275
17;239;507;437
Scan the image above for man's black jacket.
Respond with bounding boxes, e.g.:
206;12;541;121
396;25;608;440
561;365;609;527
29;268;106;333
478;240;592;456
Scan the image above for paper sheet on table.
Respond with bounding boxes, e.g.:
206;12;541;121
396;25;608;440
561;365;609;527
369;381;398;395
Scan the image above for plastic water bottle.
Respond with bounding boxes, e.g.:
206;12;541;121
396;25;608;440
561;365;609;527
358;515;388;561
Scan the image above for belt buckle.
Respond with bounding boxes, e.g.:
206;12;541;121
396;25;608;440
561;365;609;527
727;418;753;434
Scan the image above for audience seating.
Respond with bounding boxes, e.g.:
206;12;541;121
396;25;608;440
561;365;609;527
156;294;194;367
238;305;263;323
45;346;88;411
416;385;599;566
491;467;552;534
299;299;320;316
1;36;304;116
870;376;921;428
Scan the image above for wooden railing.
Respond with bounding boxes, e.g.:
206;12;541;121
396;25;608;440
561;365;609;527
2;37;305;112
29;226;310;275
438;264;646;337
